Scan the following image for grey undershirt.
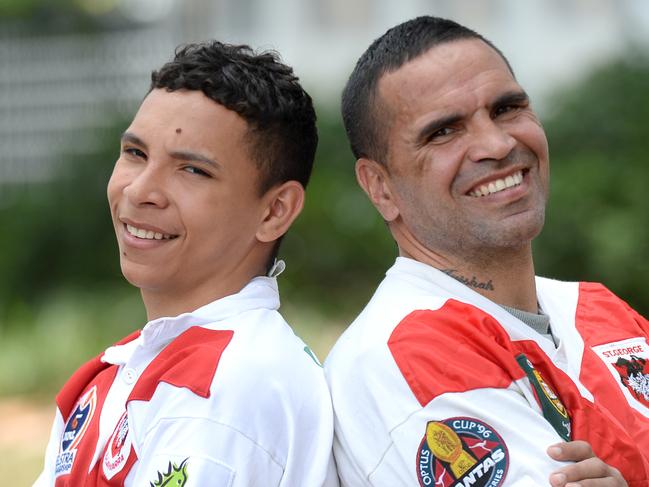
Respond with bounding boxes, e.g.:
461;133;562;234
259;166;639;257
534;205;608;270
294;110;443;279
501;305;557;346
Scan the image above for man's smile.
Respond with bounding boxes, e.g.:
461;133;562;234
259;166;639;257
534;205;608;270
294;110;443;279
467;169;526;198
125;223;177;240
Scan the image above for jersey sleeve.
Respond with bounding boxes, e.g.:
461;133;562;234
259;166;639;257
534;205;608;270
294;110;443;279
329;300;575;486
126;341;338;487
127;416;281;486
33;408;64;487
337;297;649;485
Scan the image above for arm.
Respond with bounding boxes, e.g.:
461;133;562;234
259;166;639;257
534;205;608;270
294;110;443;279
329;356;576;485
329;300;645;485
33;408;64;486
128;416;282;486
126;342;337;487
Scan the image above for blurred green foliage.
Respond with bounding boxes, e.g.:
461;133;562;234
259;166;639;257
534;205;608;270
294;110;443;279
0;118;131;326
0;0;120;34
280;111;395;319
536;54;649;315
0;54;647;397
0;0;62;17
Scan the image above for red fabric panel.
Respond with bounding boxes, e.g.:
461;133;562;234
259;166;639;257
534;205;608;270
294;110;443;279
54;367;119;487
573;282;649;482
57;330;141;419
388;299;526;406
575;282;648;343
388;295;649;483
514;340;649;483
128;327;234;402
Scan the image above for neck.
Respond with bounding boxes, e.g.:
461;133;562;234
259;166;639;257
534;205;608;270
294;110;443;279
140;260;268;321
396;227;538;313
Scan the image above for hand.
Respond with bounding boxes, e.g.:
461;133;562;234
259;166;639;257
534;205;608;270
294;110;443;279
547;440;627;486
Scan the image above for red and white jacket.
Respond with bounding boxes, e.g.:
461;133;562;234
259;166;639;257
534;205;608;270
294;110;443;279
36;276;338;487
325;257;649;486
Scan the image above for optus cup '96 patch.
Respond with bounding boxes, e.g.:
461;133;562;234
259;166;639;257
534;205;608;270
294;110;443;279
416;417;508;487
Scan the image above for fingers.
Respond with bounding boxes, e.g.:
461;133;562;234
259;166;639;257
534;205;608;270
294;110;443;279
547;442;627;487
549;457;610;485
547;441;595;463
550;479;622;487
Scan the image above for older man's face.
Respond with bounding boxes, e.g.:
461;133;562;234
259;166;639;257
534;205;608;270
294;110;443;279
376;38;550;261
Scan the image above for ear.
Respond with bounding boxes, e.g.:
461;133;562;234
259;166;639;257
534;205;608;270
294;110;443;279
256;180;305;243
355;157;400;222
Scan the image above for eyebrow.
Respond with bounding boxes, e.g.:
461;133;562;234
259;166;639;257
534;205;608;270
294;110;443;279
414;90;530;146
120;131;221;169
490;90;530;110
169;149;221;170
121;131;147;149
415;113;463;146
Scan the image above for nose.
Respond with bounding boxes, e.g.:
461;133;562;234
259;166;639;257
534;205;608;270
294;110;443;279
123;162;169;208
466;116;517;162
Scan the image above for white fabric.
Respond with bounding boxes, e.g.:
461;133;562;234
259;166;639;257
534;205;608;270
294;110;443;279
36;276;338;487
325;257;584;487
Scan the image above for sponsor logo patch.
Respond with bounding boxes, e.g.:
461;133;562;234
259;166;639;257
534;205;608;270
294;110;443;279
593;337;649;410
56;386;97;477
416;417;508;487
150;458;189;487
102;410;132;480
516;354;572;441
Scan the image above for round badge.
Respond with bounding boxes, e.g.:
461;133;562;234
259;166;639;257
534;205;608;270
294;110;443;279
416;417;508;487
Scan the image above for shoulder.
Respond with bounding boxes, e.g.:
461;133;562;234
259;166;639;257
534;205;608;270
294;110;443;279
325;289;520;440
224;307;328;388
133;310;331;428
327;297;517;399
127;311;334;481
326;268;450;371
537;275;643;319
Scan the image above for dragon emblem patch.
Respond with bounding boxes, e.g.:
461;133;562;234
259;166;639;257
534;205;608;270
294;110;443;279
151;458;189;487
593;337;649;410
614;355;649;407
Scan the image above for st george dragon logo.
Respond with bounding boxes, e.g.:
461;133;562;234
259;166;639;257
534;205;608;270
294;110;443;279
613;355;649;408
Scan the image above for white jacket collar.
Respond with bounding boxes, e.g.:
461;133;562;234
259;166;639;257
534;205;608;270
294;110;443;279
103;276;279;363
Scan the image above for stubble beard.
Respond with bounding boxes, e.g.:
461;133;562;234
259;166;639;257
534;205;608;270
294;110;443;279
414;202;546;267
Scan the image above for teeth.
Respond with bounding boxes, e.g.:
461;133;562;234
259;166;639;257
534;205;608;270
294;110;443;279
126;224;174;240
469;170;524;197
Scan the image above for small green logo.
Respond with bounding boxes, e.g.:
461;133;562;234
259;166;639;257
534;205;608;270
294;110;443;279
150;458;189;486
304;346;322;367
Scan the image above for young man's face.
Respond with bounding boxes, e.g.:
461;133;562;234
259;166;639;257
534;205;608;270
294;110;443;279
376;38;550;261
107;89;268;304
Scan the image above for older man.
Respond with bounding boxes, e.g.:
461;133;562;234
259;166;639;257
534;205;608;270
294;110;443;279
326;16;648;487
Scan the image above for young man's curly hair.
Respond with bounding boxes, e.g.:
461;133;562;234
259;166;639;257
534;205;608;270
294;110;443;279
151;41;317;194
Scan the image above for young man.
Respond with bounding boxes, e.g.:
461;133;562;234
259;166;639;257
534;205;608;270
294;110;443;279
36;41;337;486
325;16;648;486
